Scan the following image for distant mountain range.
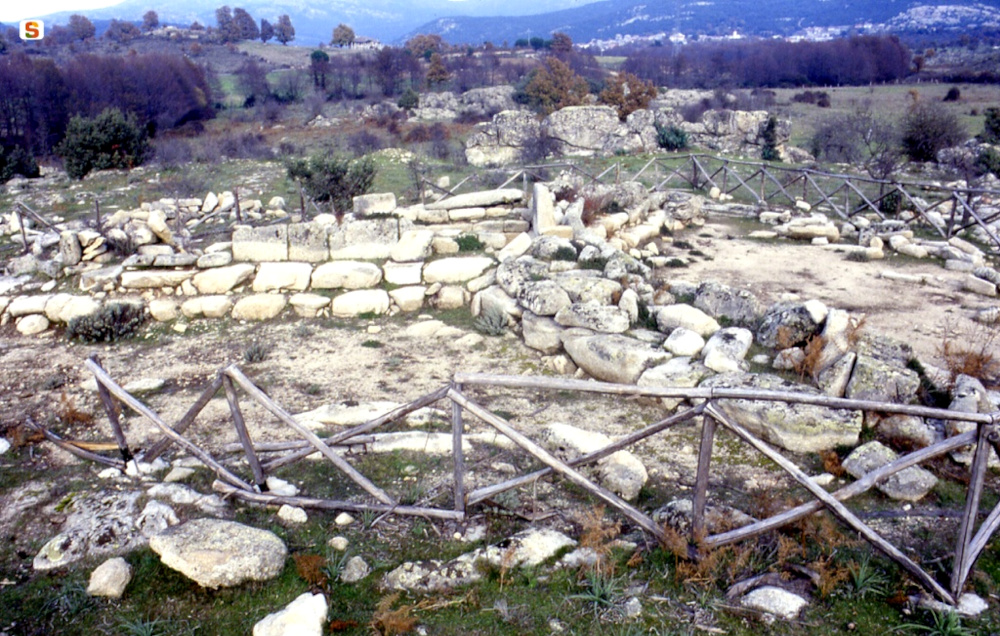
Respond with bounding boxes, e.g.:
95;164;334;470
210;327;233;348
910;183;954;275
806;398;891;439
408;0;1000;45
12;0;1000;46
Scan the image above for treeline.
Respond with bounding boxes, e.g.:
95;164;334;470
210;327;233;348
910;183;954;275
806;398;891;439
0;52;212;161
622;35;912;88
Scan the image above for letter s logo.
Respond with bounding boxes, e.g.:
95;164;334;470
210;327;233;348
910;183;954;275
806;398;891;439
20;20;44;41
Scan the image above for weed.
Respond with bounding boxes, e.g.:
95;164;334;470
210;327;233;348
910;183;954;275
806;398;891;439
57;392;94;426
665;258;688;267
294;553;328;588
846;250;872;262
552;245;578;261
939;321;999;385
795;334;827;381
577;505;621;575
299;383;323;396
474;304;508;336
579;256;609;271
371;592;418;635
321;551;352;584
570;570;622;616
636;299;659;330
117;616;166;636
40;374;66;390
294;324;314;338
243;341;271;363
41;581;95;621
362;339;384;348
67;302;147;343
898;611;973;636
848;554;889;599
456;233;485;252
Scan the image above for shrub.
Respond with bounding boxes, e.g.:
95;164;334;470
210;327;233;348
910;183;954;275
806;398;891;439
901;102;966;162
286;153;377;213
347;130;384;157
982;107;1000;144
397;88;419;111
655;123;688;151
474;304;507;336
456;233;485;252
0;144;40;183
57;108;149;179
67;303;147;343
243;341;271;363
976;147;1000;178
760;114;781;162
598;72;657;121
943;86;961;102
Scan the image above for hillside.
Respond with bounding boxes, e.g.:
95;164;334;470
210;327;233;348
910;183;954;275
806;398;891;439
406;0;1000;45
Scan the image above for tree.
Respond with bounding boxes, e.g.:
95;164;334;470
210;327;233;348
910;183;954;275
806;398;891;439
529;36;545;50
518;57;589;115
57;108;149;179
982;107;1000;144
598;72;657;121
760;114;781;162
235;59;270;105
260;19;273;43
310;50;329;90
406;33;442;59
233;7;259;41
142;10;159;32
286;153;377;214
68;15;96;42
901;102;966;162
215;6;238;43
549;32;573;58
104;19;141;44
426;52;450;88
398;87;419;111
655;123;688;151
332;23;355;48
274;15;294;45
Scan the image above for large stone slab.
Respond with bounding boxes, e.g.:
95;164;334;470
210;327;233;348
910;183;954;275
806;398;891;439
120;270;196;289
287;224;329;262
233;226;288;262
845;354;920;404
328;218;399;260
564;335;670;384
311;261;383;290
521;311;565;354
252;262;313;292
700;373;862;452
192;264;256;294
149;519;287;589
423;257;494;284
330;290;390;317
554;302;630;333
353;192;397;216
424;188;524;211
232;295;287;320
519;280;572;317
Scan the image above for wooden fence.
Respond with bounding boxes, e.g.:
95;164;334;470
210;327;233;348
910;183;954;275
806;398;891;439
35;357;1000;605
423;154;1000;253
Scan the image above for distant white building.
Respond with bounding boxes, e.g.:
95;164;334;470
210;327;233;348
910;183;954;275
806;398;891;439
350;36;381;50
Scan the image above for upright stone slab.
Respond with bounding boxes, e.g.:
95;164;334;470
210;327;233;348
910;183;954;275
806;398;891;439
353;193;397;216
60;231;82;266
532;183;556;233
328;218;399;260
287;224;329;262
233;226;288;262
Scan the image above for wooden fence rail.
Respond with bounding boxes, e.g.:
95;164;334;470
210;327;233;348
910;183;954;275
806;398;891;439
54;359;1000;605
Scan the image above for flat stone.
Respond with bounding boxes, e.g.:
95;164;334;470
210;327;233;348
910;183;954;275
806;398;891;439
424;188;524;211
252;262;313;292
328;217;399;260
289;293;330;318
87;557;132;598
149;519;287;589
391;230;434;262
79;266;123;292
232;295;287;321
964;275;998;297
8;295;52;317
330;290;389;317
311;261;382;290
845;354;920;404
353;192;397;215
253;592;327;636
389;286;426;312
522;311;565;354
152;253;198;268
498;232;532;262
197;252;233;269
383;261;424;286
742;586;807;620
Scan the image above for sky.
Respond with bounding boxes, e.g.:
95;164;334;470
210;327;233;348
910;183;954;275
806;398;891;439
0;0;122;23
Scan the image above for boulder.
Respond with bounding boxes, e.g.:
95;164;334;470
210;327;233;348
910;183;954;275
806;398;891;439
701;327;753;373
554;275;622;305
17;314;49;335
554;302;630;333
692;280;764;328
877;414;938;449
496;256;548;298
519;280;572;317
663;328;706;357
147;209;174;245
472;285;520;319
232;226;288;262
842;441;937;502
656;304;720;337
741;586;807;620
150;519;287;589
389;286;425;312
330;290;390;317
521;311;565;354
422;257;494;284
564;335;670;384
700;373;862;452
946;374;994;465
197;252;233;268
148;299;179;322
498;232;532;263
532;183;556;232
465;110;542;166
431;285;466;310
181;296;233;319
340;556;370;584
60;231;82;266
252;262;313;292
87;557;132;598
311;261;383;290
383;261;424;286
231;295;287;321
638;357;710;389
845;355;920;403
192;263;256;294
33;491;144;571
756;302;824;349
288;293;330;318
817;352;856;397
544;105;621;156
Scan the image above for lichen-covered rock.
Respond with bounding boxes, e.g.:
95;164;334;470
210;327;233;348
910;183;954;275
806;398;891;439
741;586;807;620
521;311;565;354
845;354;920;403
756;301;824;349
34;491;144;571
150;519;287;589
700;373;862;452
656;304;720;337
87;557;132;598
519;280;572;317
701;327;753;373
554;302;630;333
842;441;937;501
693;281;764;328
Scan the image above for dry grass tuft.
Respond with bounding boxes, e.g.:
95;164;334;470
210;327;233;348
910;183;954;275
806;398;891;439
939;322;1000;387
371;593;418;636
293;554;327;588
58;393;94;426
820;450;846;477
578;505;621;575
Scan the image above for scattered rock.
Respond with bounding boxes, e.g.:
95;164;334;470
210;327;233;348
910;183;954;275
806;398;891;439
253;592;327;636
701;327;753;373
340;556;371;583
741;586;808;620
842;441;938;501
86;557;132;598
